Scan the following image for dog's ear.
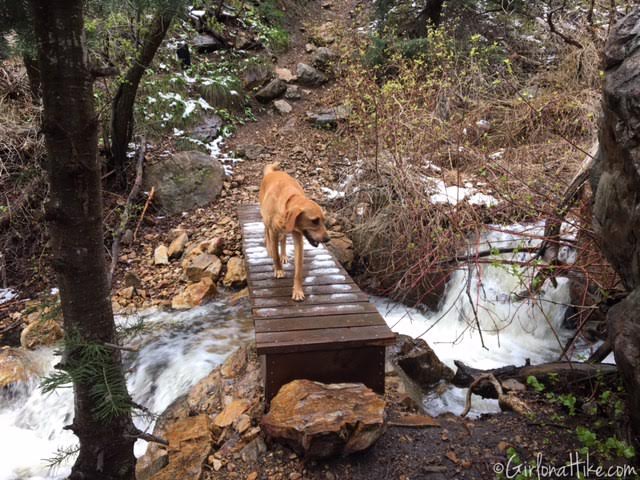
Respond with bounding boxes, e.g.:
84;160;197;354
284;205;303;232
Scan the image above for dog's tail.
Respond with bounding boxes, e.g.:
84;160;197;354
264;162;280;176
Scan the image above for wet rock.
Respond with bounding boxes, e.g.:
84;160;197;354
171;277;216;309
394;335;454;389
144;151;225;215
285;85;302;100
591;7;640;433
168;232;189;259
255;78;287;103
20;318;63;350
151;415;212;480
296;63;327;86
273;99;292;114
190;115;223;143
261;379;386;458
184;253;223;282
223;256;247;287
193;34;223;53
236;144;265;160
275;67;296;82
311;47;337;71
326;231;354;270
154;245;169;265
0;347;41;389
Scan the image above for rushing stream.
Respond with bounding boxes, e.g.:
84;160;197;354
0;300;253;480
0;224;598;479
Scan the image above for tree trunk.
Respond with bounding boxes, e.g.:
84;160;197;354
110;6;177;187
28;1;136;478
413;0;445;37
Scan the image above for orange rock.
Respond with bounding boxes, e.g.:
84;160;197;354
261;380;386;458
214;399;251;428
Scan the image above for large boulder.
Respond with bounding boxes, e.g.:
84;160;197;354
296;63;327;87
261;380;386;458
20;319;63;350
144;151;225;215
591;8;640;433
393;335;454;389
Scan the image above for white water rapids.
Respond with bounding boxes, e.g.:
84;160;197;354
0;301;253;480
0;224;597;479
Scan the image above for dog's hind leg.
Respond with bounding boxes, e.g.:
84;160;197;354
280;233;288;264
266;227;285;278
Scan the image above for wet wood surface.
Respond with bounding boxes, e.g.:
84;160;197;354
238;204;395;356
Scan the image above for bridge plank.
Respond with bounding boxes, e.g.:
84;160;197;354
254;302;378;320
250;283;361;298
255;325;395;354
254;313;386;333
252;291;369;308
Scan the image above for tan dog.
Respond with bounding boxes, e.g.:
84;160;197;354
259;162;330;301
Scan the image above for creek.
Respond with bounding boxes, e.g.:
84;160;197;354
0;224;597;479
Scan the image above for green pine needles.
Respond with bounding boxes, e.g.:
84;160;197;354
41;333;133;422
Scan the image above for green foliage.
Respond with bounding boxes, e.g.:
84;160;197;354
526;375;545;393
45;444;80;474
576;426;636;460
41;334;133;421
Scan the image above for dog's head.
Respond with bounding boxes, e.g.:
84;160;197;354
285;198;330;247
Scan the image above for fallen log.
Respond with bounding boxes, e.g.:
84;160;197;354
461;373;531;417
453;360;617;398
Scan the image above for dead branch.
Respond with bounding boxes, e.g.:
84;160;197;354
453;360;617;396
104;342;139;353
461;373;531;417
465;263;487;350
546;2;584;49
108;137;145;285
519;141;598;298
133;185;155;242
588;340;613;363
126;427;168;446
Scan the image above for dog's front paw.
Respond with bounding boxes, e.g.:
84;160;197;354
281;254;289;264
291;288;305;301
274;269;285;279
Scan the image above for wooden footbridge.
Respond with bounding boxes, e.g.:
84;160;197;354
238;204;396;401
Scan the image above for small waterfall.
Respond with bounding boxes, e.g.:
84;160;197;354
377;222;582;417
0;300;252;480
